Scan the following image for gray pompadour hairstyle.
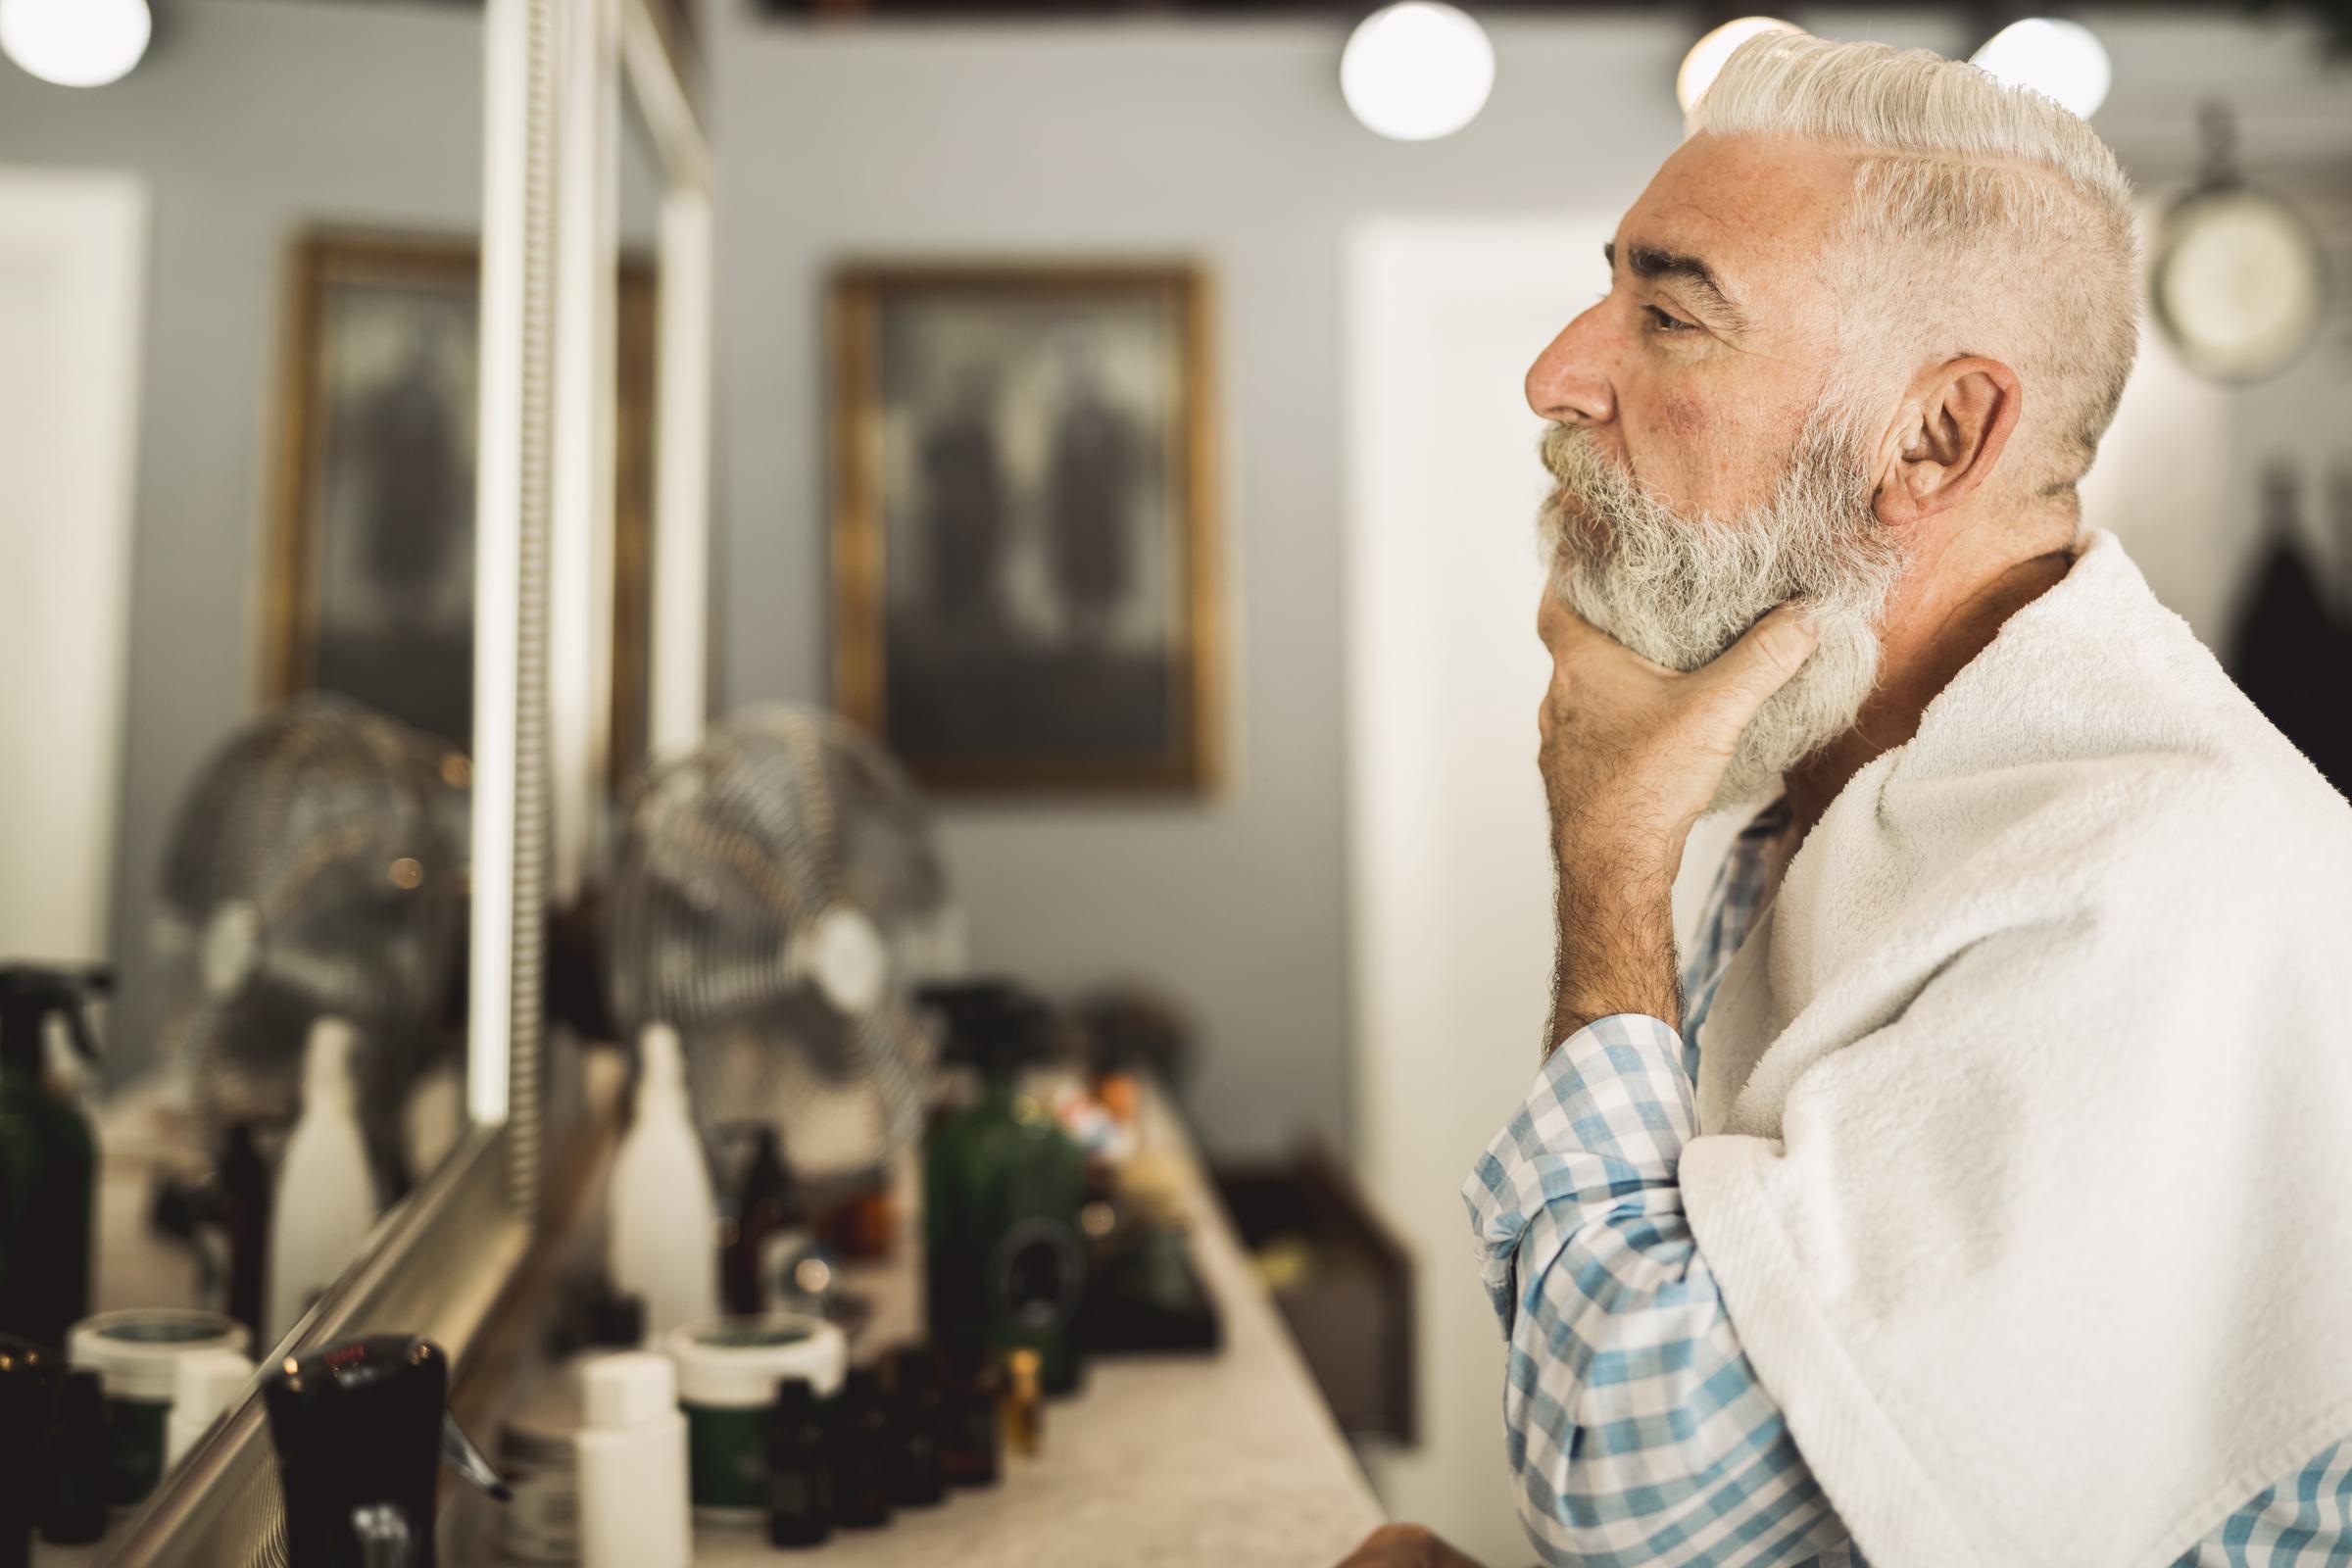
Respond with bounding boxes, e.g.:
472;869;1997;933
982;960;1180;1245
1694;32;2141;510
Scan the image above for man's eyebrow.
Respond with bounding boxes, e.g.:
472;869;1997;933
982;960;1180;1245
1603;240;1750;333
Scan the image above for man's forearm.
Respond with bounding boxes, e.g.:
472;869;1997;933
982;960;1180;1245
1545;866;1682;1053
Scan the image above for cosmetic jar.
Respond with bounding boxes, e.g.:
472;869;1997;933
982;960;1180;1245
68;1308;247;1506
668;1313;846;1520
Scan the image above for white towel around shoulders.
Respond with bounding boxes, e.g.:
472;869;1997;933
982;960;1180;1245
1678;528;2352;1568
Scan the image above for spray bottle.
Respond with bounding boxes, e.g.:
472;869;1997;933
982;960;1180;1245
0;965;106;1350
919;981;1090;1396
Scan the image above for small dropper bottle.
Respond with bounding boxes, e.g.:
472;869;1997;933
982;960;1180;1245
1001;1348;1044;1460
885;1347;945;1507
267;1017;376;1344
939;1340;1002;1488
826;1367;893;1530
765;1377;832;1549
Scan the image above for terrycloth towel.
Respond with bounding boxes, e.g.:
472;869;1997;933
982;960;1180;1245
1678;527;2352;1568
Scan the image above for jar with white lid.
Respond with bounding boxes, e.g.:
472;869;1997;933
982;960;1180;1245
666;1312;846;1521
67;1308;247;1506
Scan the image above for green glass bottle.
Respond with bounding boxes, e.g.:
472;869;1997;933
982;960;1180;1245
0;966;105;1351
920;983;1089;1396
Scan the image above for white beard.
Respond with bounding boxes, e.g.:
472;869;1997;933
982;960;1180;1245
1537;416;1907;816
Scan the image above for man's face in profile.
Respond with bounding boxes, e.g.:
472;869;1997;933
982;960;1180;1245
1525;134;1910;812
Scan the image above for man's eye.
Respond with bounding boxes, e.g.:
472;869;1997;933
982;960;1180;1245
1644;305;1695;333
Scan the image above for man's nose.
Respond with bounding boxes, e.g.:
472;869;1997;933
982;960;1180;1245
1524;304;1615;427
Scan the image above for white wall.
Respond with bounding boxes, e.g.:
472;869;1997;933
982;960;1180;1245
1343;216;1593;1562
0;0;487;1079
0;172;144;966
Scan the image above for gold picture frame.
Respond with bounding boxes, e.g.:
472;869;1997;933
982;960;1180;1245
266;230;657;779
829;262;1221;794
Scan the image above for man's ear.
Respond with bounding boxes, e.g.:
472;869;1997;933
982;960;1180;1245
1873;357;2023;527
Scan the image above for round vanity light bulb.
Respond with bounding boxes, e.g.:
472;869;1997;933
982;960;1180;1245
1677;17;1799;117
0;0;151;88
1341;1;1496;143
1971;18;2111;120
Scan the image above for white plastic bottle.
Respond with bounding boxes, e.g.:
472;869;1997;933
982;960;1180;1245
266;1016;376;1343
608;1023;718;1341
575;1351;692;1568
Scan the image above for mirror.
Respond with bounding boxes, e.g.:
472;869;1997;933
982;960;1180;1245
0;0;494;1526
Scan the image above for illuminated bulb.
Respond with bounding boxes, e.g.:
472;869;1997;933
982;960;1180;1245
1341;1;1495;143
1678;16;1799;117
0;0;150;87
1971;18;2111;119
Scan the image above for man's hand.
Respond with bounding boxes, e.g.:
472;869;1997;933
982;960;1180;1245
1536;588;1817;1046
1333;1523;1487;1568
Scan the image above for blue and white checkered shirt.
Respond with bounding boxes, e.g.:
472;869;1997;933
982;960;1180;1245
1465;797;2352;1567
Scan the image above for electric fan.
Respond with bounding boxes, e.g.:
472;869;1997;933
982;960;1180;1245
148;694;468;1193
605;706;960;1188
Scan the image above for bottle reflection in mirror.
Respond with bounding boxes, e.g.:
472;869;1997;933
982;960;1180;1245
267;1017;379;1345
0;1338;57;1567
0;964;106;1351
39;1369;109;1546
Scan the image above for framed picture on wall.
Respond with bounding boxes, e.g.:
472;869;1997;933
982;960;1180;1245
265;230;658;779
828;262;1221;793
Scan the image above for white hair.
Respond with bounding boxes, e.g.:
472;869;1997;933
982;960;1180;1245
1694;32;2141;512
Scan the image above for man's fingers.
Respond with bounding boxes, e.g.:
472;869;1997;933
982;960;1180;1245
1538;585;1677;677
1690;602;1820;713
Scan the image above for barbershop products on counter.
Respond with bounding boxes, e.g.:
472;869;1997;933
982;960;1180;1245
612;1024;720;1341
67;1308;248;1507
921;982;1090;1396
765;1377;832;1548
576;1351;692;1568
267;1017;376;1345
215;1121;272;1345
669;1312;848;1521
263;1335;508;1568
0;964;105;1350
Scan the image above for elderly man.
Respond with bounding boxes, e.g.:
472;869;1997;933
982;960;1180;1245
1342;29;2352;1568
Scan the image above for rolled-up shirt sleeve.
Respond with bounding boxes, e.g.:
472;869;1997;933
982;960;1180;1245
1462;1014;1860;1567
